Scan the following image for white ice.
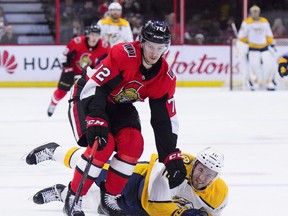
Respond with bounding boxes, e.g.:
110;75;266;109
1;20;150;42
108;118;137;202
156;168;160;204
1;87;288;216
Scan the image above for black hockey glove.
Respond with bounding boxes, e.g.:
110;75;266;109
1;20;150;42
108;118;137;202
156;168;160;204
278;57;288;77
86;116;108;150
164;149;187;189
181;209;208;216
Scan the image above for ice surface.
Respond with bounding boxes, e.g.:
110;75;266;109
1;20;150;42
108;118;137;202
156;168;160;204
1;87;288;216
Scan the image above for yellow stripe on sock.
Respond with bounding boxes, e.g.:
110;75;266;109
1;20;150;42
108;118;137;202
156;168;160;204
64;147;80;168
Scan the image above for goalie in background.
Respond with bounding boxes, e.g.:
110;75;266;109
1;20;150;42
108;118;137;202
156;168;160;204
237;5;277;91
26;145;228;216
278;54;288;78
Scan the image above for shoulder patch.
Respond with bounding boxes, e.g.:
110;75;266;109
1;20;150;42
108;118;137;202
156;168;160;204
123;43;136;57
73;36;82;44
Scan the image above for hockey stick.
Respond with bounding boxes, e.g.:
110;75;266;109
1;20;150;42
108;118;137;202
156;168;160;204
231;22;238;38
69;138;100;215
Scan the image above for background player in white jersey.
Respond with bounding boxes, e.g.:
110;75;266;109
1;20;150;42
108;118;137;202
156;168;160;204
237;5;277;91
97;2;134;47
27;146;228;216
278;53;288;78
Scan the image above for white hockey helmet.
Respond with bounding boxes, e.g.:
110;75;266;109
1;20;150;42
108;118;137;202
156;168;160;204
196;147;224;173
108;2;122;11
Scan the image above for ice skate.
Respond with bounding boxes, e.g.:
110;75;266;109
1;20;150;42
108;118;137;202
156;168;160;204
63;184;84;216
248;80;259;91
26;142;59;165
97;182;125;216
266;81;276;91
33;184;65;204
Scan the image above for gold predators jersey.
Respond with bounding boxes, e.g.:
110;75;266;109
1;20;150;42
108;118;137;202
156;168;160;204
97;16;134;47
139;153;229;216
238;17;274;49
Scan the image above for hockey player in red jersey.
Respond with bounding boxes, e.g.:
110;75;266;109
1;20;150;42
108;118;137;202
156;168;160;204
55;20;184;216
47;24;110;117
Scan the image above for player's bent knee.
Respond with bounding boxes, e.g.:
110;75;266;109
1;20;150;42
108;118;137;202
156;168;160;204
83;133;115;166
115;127;144;163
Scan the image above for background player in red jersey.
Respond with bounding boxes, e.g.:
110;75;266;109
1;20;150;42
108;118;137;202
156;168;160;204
61;20;186;216
47;24;110;117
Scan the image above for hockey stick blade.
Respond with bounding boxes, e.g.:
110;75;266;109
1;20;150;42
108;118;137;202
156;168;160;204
69;138;100;215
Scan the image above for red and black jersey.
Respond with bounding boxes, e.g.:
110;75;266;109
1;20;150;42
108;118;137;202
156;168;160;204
64;36;111;75
81;41;179;161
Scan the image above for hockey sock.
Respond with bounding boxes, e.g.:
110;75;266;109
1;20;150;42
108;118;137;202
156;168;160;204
105;154;136;195
53;146;84;169
51;88;67;105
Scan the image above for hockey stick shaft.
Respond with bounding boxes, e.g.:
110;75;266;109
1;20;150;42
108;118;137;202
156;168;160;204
69;138;99;215
231;22;238;38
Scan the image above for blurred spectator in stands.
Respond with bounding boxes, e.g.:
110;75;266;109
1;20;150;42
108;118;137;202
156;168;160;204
128;13;143;40
65;0;74;5
43;1;56;25
60;4;75;43
200;18;222;43
272;18;287;36
219;0;230;30
0;6;7;25
122;0;140;19
219;17;237;44
0;25;18;44
0;6;7;40
165;12;192;44
0;17;5;40
186;15;202;40
97;0;113;18
72;17;84;37
193;33;205;45
78;0;99;27
62;4;74;20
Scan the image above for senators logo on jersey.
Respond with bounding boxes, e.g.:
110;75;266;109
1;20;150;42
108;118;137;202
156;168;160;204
113;81;143;103
77;53;92;70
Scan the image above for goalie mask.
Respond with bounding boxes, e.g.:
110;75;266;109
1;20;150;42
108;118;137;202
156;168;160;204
250;5;261;19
